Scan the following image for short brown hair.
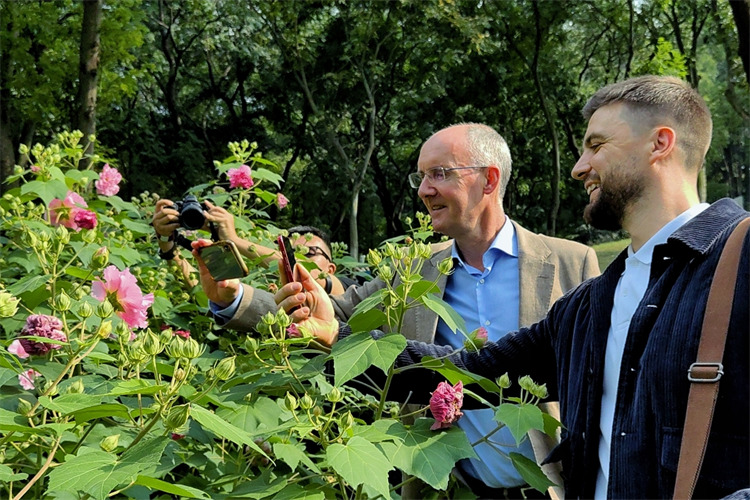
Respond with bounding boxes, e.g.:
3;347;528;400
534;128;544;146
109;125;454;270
582;75;712;171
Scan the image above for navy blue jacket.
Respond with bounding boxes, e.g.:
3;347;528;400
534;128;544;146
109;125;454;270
354;199;749;498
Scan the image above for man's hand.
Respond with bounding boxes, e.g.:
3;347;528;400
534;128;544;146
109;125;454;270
275;264;338;347
152;199;180;238
202;200;239;242
192;239;241;308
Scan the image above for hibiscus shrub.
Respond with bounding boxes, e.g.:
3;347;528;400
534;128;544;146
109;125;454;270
0;132;558;499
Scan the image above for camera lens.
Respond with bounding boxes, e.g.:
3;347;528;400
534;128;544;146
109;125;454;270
179;195;205;230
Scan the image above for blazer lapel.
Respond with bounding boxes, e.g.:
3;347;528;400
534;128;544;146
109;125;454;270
403;240;452;343
515;223;556;328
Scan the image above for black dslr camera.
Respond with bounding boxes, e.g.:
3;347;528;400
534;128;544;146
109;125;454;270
172;195;207;231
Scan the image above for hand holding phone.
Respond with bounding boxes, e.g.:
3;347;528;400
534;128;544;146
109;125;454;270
198;240;249;281
277;235;297;283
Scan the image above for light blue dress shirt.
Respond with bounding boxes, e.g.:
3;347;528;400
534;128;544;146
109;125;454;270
435;218;533;488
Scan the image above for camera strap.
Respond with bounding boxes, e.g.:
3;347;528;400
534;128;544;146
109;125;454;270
209;221;219;242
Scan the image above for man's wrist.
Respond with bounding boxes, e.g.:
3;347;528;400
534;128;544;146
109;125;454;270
158;232;175;242
158;243;177;260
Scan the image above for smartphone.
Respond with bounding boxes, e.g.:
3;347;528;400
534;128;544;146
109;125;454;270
198;240;249;281
277;235;297;282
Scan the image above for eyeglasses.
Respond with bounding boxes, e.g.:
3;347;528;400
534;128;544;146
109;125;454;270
302;245;332;262
407;166;487;189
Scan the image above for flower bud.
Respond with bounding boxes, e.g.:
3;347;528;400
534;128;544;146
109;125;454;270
275;309;291;329
68;379;85;394
81;229;97;244
165;404;191;431
299;393;314;410
96;300;114;318
172;367;187;383
91;247;109;269
496;373;511;390
42;380;59;397
366;249;382;267
55;289;72;312
115;321;131;342
377;265;393;282
77;301;94;319
96;320;113;339
17;398;34;417
518;375;536;394
437;257;454;276
284;392;298;411
0;291;19;318
99;434;120;452
21;230;38;249
408;243;420;260
244;337;258;353
418;243;432;260
214;356;236;381
261;311;276;326
181;337;204;360
142;329;162;356
312;406;323;418
127;342;148;365
12;165;23;175
340;411;354;430
383;242;397;259
55;224;70;245
326;387;344;404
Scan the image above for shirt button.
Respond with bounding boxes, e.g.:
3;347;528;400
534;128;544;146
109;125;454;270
484;321;490;326
479;279;485;284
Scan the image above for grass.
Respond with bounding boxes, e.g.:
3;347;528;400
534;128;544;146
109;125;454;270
592;238;630;270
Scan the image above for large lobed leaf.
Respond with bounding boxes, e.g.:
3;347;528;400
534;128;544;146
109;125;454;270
331;331;406;386
326;436;393;499
495;403;544;444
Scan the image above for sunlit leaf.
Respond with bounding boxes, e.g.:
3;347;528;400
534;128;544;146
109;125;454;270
326;436;392;498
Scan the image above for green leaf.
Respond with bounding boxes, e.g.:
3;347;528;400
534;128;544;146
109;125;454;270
105;379;167;396
252;168;283;188
47;437;168;500
273;442;321;473
0;463;28;482
495;403;544;445
65;266;95;280
224;468;289;498
349;288;387;317
420;293;467;334
8;275;50;295
375;418;475;490
216;397;285;433
21;179;69;205
508;452;557;493
326;436;393;499
102;195;140;215
38;394;105;414
190;405;266;456
121;219;154;235
419;357;502;396
403;280;440;299
542;412;562;438
0;407;35;433
346;307;387;334
331;331;406;386
134;475;211;499
71;403;131;424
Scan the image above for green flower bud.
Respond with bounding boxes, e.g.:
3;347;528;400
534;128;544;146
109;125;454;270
142;329;162;356
214;356;236;381
42;380;58;397
182;337;205;360
518;375;536;394
275;309;291;328
172;367;187;383
21;230;38;249
261;311;277;326
99;434;120;452
367;249;382;267
81;229;97;244
312;406;323;418
77;301;94;319
18;144;29;155
115;321;131;342
418;243;432;260
383;242;397;259
96;300;114;318
285;392;298;411
299;393;314;410
437;257;454;276
326;387;344;404
12;165;23;175
0;291;19;318
408;243;420;260
55;224;70;245
165;404;191;431
96;320;113;339
497;373;511;390
68;379;85;394
377;265;393;282
244;337;259;353
91;247;109;269
532;383;548;400
127;342;148;365
340;411;354;431
17;398;34;417
55;289;72;312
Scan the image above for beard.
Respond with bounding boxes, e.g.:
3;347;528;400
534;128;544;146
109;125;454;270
583;162;645;231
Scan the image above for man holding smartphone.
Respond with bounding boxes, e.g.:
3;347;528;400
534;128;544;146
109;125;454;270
196;123;599;499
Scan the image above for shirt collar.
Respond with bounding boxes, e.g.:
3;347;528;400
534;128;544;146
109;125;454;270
629;203;710;264
451;216;517;267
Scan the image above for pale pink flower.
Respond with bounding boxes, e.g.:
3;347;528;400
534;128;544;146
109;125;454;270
19;369;41;390
286;324;301;338
11;314;67;357
227;164;254;189
49;191;88;230
30;165;41;173
73;209;98;230
95;164;123;196
429;381;464;430
92;265;154;329
276;193;289;209
173;329;190;339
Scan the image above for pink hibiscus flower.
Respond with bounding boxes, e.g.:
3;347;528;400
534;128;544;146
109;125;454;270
19;369;42;390
49;191;88;230
286;324;301;338
464;326;488;352
95;164;123;196
276;193;289;209
227;164;254;189
429;380;464;430
73;209;98;230
9;314;67;358
92;265;154;329
173;329;190;339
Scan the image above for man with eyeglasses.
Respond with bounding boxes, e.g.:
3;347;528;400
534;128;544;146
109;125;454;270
212;123;598;498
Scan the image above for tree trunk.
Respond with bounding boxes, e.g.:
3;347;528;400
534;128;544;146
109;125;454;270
76;0;102;169
729;0;750;84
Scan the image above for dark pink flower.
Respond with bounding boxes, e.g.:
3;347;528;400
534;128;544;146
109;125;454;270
286;324;301;338
429;380;464;430
227;164;254;189
19;369;41;390
92;265;154;329
173;329;190;339
95;164;123;196
11;314;67;357
276;193;289;209
49;191;88;230
171;433;186;440
73;209;98;230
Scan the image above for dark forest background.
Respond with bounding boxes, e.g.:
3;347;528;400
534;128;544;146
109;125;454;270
2;0;749;259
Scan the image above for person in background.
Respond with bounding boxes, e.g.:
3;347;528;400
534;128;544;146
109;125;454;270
198;123;600;498
276;76;750;498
